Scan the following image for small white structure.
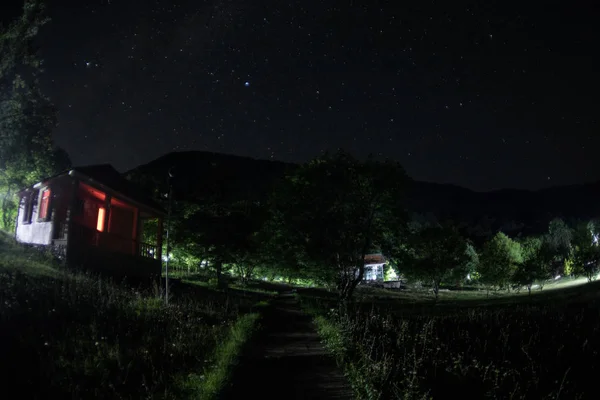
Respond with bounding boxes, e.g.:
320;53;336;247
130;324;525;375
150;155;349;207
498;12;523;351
363;254;386;281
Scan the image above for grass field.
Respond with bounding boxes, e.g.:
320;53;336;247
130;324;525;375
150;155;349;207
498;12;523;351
305;279;600;399
0;232;267;399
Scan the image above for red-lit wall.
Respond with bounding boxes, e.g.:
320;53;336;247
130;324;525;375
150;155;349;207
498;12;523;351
72;182;139;255
73;182;106;230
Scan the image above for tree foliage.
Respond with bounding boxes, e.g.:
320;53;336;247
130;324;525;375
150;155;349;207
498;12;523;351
571;221;600;282
512;236;551;294
0;0;70;230
402;224;470;299
545;218;573;267
269;151;407;300
174;197;266;287
478;232;522;290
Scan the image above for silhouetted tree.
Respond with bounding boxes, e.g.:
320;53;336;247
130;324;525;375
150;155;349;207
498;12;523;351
402;224;470;299
269;150;408;300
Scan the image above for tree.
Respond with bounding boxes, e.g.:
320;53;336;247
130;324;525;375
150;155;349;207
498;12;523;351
459;241;480;283
571;221;600;282
175;197;264;288
544;218;573;274
512;236;549;294
1;1;70;230
478;232;522;290
402;224;470;299
269;151;407;300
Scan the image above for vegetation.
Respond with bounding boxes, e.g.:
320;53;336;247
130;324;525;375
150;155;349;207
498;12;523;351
268;150;407;300
399;224;471;299
0;0;70;230
308;290;600;400
571;221;600;282
479;232;523;290
0;232;263;399
182;312;261;400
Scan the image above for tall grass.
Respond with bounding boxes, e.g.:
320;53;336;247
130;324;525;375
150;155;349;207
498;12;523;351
0;234;260;399
183;312;262;400
310;297;600;400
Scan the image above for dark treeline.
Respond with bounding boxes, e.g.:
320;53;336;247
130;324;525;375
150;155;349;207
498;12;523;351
127;150;600;300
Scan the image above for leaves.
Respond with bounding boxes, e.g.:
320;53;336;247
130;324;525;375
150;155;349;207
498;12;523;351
268;150;408;299
571;221;600;282
401;224;470;298
1;1;70;231
479;232;522;289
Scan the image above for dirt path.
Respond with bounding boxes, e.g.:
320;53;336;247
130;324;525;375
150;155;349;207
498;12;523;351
222;292;353;399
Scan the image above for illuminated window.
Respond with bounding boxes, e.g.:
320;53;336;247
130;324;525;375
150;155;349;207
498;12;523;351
39;189;51;220
97;207;106;232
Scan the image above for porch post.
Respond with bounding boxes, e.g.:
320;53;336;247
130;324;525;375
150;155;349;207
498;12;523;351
132;208;139;255
103;195;111;233
157;218;163;261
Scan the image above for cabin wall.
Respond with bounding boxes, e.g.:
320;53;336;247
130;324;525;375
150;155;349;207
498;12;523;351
15;197;53;245
73;182;106;230
364;263;385;281
15;176;73;246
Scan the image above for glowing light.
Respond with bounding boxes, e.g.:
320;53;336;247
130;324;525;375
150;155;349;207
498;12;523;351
555;275;561;280
244;81;250;87
97;207;105;232
39;189;51;219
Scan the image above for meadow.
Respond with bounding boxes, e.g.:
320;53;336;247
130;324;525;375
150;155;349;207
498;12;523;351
306;283;600;400
0;232;267;399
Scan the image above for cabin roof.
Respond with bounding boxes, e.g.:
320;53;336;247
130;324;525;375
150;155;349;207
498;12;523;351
26;164;165;215
364;253;386;265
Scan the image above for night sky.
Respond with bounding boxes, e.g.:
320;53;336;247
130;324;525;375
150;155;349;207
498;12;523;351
4;0;599;191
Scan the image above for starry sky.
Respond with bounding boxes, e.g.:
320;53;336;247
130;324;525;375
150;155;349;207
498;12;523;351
4;0;599;191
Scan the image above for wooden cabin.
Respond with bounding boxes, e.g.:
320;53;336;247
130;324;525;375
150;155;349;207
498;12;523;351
15;165;165;281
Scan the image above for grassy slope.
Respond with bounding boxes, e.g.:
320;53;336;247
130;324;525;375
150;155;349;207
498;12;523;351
304;279;600;399
0;232;266;399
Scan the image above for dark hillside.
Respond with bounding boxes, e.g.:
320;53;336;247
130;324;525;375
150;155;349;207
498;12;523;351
126;151;600;237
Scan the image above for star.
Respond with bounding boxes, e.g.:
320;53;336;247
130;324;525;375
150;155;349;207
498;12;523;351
244;81;250;87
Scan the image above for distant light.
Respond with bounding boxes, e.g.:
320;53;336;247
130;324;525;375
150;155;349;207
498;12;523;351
244;81;250;87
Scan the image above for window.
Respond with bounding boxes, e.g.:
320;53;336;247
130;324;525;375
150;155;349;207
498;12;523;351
97;207;106;232
38;188;52;221
22;193;34;224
